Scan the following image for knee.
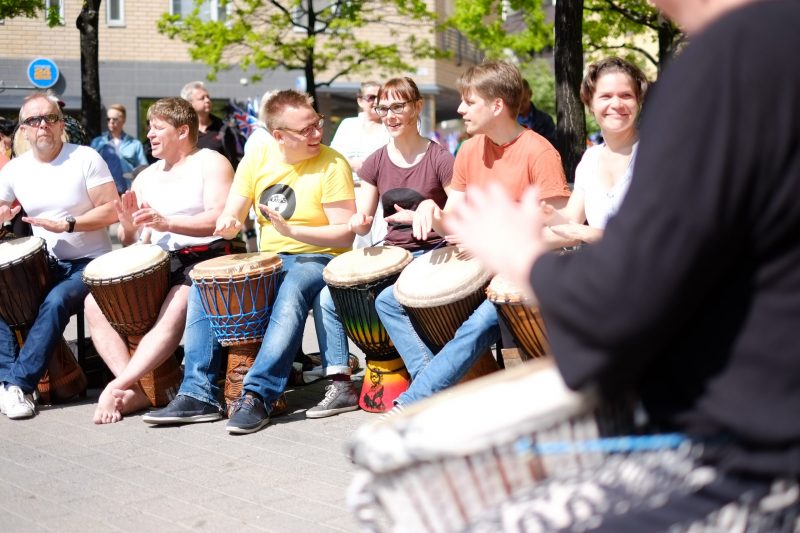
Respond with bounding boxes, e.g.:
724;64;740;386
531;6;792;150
375;286;397;314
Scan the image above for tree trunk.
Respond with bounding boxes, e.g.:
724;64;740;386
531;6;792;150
657;16;681;73
554;0;586;182
77;0;102;139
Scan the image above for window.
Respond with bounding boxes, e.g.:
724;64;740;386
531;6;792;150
45;0;65;25
171;0;227;22
107;0;125;26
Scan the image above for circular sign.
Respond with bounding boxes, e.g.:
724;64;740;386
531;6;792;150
27;58;60;89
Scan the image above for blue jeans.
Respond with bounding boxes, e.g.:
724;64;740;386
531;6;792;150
178;283;226;409
179;253;350;410
376;288;499;406
317;286;353;376
242;253;349;409
0;258;91;393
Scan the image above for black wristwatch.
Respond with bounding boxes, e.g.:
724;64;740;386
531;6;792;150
65;215;76;233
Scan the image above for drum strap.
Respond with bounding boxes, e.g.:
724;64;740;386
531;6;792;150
173;240;231;256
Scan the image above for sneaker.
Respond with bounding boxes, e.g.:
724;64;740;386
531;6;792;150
142;394;223;425
306;381;359;419
378;403;405;421
3;385;36;420
226;394;269;435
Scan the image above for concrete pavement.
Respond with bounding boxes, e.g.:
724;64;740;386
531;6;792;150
0;315;374;533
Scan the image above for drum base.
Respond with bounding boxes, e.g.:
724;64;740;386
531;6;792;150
360;357;410;413
37;337;88;404
223;343;290;418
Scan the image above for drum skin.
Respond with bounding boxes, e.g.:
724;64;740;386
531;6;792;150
0;237;51;328
394;246;499;382
487;275;550;360
323;246;412;361
83;245;180;407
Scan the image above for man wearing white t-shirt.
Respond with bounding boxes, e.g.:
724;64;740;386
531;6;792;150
0;92;118;419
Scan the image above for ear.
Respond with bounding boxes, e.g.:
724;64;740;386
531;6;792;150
492;98;506;117
272;129;285;143
177;124;190;140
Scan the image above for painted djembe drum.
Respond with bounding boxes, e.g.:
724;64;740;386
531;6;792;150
83;245;183;406
323;246;413;413
0;236;87;403
348;359;637;533
189;253;286;416
393;246;500;383
486;274;551;361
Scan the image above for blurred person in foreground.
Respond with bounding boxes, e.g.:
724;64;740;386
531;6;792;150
445;0;800;529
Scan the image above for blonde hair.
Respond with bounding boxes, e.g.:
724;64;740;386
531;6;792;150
262;90;315;132
147;97;199;145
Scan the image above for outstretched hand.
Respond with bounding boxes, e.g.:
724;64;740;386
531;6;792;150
0;204;21;225
444;184;545;301
132;201;170;232
259;203;293;238
116;190;139;228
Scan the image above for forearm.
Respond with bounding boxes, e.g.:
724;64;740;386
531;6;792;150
74;203;117;232
162;212;221;238
287;223;354;248
117;222;140;246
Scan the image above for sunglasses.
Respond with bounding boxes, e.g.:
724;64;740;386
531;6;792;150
22;114;61;127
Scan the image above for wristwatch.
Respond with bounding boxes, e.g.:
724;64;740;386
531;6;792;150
65;215;76;233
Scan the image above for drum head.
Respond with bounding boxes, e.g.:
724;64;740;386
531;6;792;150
0;236;45;266
83;244;168;280
323;246;412;286
394;246;491;308
486;275;529;304
189;252;282;280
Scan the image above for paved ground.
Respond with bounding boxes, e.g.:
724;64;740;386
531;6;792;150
0;315;375;532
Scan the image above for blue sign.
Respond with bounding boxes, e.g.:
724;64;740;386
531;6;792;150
27;58;60;89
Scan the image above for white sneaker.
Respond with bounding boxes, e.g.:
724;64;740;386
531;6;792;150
0;382;7;415
3;385;36;419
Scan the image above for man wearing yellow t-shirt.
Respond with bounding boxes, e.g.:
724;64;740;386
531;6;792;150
144;90;356;435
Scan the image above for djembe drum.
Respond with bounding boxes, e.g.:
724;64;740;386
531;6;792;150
486;275;550;361
189;253;285;416
393;246;499;382
83;245;183;406
348;359;637;533
323;246;413;413
0;236;86;403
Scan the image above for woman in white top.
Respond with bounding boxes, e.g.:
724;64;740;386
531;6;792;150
543;57;648;244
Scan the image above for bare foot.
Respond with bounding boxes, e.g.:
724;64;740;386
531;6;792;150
112;385;151;415
93;387;122;424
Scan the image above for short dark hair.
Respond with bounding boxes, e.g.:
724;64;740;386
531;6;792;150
263;90;315;132
580;57;649;107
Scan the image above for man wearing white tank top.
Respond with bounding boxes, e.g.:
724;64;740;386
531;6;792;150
0;92;118;420
84;97;234;424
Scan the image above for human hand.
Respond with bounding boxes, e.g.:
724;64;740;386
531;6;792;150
412;199;439;241
259;203;293;238
132;201;170;232
384;204;415;226
22;215;69;233
0;204;21;224
214;214;242;239
348;212;374;235
444;184;545;301
549;223;603;244
115;190;138;229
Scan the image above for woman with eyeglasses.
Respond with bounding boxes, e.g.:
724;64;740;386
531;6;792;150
347;77;453;249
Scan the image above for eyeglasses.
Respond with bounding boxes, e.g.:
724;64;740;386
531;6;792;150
21;114;61;127
373;101;413;117
360;94;378;103
279;114;325;137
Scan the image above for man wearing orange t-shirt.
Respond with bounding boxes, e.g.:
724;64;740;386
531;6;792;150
375;61;570;412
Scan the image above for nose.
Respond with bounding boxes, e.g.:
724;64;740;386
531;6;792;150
457;101;467;116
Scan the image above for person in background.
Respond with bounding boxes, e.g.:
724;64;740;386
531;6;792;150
181;81;241;170
517;79;557;147
330;81;391;248
445;0;800;529
542;57;648;245
0;118;15;160
90;104;148;192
